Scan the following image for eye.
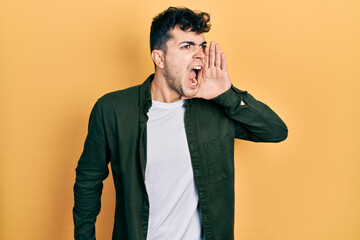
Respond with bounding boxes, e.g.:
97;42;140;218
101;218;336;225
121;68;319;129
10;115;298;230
200;45;206;49
181;44;191;49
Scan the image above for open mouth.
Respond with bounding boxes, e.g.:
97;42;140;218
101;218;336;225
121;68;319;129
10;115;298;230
189;66;202;88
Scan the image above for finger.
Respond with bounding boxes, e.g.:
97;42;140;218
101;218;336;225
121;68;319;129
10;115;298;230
215;44;221;68
209;41;215;68
221;52;228;71
198;69;203;84
204;45;210;69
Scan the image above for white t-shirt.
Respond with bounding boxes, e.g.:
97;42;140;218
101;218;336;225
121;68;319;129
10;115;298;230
145;100;203;240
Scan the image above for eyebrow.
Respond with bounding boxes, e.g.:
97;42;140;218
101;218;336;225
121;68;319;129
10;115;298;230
178;41;207;46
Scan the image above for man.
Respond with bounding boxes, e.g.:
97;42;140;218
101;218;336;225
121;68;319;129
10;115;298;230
73;7;287;240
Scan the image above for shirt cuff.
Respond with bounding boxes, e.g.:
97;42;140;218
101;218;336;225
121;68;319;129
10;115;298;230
212;85;247;107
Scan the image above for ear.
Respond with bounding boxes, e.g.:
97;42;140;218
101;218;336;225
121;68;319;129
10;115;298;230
151;50;165;69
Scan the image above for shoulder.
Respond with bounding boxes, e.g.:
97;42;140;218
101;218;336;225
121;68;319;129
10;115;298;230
95;84;141;110
100;84;140;103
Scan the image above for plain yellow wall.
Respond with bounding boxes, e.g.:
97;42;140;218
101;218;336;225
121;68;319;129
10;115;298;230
1;0;359;239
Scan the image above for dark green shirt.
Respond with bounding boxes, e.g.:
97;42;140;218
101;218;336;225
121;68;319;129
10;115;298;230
73;74;288;240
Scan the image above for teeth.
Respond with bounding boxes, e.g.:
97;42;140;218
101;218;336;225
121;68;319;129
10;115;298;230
191;79;198;86
193;66;202;70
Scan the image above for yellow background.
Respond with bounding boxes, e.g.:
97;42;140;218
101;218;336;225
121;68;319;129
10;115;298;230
1;0;359;239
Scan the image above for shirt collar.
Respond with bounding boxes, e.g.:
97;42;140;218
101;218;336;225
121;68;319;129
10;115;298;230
139;74;154;108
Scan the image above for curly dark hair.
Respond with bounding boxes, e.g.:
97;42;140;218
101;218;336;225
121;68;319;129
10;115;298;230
150;7;211;53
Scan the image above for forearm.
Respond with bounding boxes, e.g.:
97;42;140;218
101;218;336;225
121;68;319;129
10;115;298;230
212;85;288;142
73;160;109;239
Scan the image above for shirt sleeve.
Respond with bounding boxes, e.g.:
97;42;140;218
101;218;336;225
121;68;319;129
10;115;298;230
212;85;288;142
73;99;110;240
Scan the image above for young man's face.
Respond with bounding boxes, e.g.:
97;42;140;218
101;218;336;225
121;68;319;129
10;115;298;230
162;25;207;98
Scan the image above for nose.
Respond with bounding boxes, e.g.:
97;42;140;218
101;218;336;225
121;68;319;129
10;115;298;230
193;46;205;61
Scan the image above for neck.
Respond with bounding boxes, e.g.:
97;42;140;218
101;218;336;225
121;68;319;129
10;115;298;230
150;71;182;103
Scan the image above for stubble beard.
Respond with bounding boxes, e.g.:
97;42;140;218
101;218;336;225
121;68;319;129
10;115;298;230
163;66;198;99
